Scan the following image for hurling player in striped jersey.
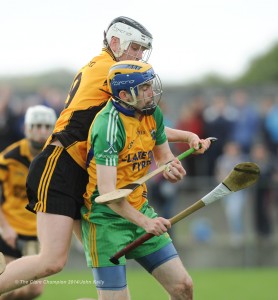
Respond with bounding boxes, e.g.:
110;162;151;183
0;105;56;299
0;17;210;297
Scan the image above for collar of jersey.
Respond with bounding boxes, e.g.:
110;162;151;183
112;100;135;117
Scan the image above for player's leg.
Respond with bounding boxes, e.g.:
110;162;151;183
136;243;193;300
0;212;74;295
0;237;44;299
92;266;131;300
96;286;130;300
81;212;134;300
26;145;81;274
152;257;193;300
0;277;43;300
0;275;43;300
37;212;74;273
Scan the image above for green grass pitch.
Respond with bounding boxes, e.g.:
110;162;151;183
37;268;277;300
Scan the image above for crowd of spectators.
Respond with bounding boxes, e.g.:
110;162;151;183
0;85;65;152
159;88;278;244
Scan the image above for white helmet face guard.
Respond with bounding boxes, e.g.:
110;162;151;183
106;22;152;61
121;41;152;62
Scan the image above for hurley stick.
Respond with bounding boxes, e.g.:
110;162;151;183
95;137;217;204
109;162;260;265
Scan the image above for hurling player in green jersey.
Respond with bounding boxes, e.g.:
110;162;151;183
82;60;212;300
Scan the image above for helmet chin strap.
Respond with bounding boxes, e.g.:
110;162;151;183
114;95;154;116
130;87;157;116
140;103;157;116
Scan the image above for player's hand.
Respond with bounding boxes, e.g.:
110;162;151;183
188;136;212;155
143;217;171;236
163;158;186;183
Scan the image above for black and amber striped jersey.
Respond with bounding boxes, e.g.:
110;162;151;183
45;49;117;169
0;139;36;236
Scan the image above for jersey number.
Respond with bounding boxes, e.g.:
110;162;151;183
65;72;82;108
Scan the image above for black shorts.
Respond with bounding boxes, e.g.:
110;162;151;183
26;145;88;220
0;235;37;258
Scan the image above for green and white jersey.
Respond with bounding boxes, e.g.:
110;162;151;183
83;100;167;214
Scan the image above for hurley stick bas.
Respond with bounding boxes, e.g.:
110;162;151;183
95;137;217;204
109;162;260;265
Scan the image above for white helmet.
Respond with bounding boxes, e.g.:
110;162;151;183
24;105;57;149
25;105;56;129
104;16;153;61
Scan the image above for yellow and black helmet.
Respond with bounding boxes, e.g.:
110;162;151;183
107;60;163;116
108;60;155;98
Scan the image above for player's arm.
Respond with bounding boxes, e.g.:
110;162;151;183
96;164;171;235
153;141;186;183
164;127;198;143
164;127;211;154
